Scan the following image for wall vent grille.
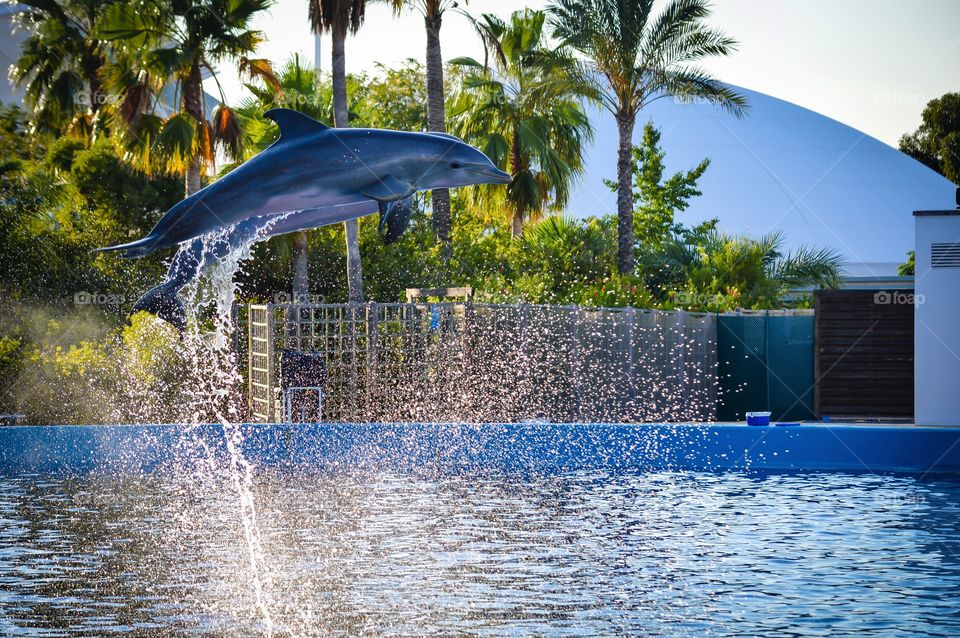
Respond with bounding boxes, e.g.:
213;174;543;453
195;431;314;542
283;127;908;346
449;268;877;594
931;242;960;268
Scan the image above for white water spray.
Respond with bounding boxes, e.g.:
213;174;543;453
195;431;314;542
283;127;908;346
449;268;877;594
174;219;296;636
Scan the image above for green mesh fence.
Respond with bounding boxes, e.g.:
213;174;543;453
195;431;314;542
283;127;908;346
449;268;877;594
717;312;815;422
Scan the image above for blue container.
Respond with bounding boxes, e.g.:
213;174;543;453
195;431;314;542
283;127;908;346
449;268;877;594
746;412;771;426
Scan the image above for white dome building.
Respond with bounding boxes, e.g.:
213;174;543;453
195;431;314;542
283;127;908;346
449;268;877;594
568;86;957;276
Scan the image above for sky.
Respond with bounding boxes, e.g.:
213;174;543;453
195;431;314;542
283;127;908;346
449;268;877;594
214;0;960;148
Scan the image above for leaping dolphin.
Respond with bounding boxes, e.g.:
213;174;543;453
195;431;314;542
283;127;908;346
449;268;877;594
97;108;511;257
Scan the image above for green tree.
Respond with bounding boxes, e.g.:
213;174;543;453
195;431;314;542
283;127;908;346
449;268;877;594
378;0;463;247
0;140;174;306
308;0;368;302
0;105;45;175
357;60;428;130
549;0;746;274
97;0;276;196
603;122;710;249
899;92;960;184
449;9;593;237
10;0;110;137
898;250;915;276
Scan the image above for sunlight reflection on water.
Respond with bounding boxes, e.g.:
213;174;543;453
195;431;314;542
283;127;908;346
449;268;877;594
1;468;959;636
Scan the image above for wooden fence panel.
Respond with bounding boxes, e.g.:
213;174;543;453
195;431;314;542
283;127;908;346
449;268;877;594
814;290;914;419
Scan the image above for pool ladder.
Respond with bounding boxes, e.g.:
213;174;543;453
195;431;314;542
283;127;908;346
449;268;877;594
280;386;323;423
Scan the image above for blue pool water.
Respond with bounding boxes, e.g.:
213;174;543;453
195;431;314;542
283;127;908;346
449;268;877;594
1;467;960;636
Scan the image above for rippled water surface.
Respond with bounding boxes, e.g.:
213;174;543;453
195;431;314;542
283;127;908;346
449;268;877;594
1;468;959;636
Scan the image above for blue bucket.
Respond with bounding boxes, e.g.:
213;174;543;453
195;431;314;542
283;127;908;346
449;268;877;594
746;411;771;426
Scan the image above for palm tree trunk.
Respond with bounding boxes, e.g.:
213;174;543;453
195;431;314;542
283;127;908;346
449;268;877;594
182;61;204;197
425;14;451;247
332;26;364;303
615;113;636;274
84;49;104;116
509;127;523;238
287;29;326;302
511;207;524;238
291;230;309;299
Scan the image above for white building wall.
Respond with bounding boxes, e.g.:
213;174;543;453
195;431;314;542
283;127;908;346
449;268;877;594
915;210;960;426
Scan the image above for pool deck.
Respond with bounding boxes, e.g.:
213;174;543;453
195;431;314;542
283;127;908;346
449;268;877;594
1;422;959;476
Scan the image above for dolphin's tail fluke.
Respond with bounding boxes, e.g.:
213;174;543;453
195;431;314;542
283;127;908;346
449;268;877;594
130;283;186;333
93;235;160;258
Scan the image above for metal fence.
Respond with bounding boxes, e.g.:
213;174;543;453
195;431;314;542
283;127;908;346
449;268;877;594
716;310;816;422
248;302;718;423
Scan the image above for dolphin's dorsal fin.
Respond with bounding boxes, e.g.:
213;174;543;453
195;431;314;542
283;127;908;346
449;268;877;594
264;108;330;144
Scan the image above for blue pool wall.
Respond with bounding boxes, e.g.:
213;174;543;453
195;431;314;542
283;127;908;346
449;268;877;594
1;423;959;476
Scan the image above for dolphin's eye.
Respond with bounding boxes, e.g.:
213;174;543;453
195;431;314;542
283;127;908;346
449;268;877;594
450;161;462;169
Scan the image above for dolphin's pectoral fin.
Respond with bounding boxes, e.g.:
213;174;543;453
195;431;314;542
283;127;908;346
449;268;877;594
264;108;330;145
378;197;414;244
359;175;416;202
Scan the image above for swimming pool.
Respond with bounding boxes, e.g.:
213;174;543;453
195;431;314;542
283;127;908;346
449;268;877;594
1;423;959;636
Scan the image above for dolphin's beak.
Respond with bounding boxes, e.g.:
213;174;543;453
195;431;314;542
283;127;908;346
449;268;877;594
469;167;512;184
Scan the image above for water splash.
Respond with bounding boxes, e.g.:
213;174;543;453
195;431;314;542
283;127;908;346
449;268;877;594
174;222;289;635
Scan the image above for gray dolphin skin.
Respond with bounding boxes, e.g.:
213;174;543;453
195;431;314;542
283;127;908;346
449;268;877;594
97;108;511;258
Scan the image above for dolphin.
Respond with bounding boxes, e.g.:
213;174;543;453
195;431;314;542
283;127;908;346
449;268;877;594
131;197;414;329
97;108;511;257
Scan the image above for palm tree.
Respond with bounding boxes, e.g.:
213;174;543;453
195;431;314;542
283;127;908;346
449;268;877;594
10;0;111;137
667;230;842;310
308;0;367;303
549;0;746;274
96;0;276;196
377;0;462;248
449;9;594;238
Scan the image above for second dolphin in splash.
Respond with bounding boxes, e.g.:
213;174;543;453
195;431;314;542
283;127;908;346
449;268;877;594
131;198;412;330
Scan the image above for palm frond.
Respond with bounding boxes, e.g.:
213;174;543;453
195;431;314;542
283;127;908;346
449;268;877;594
212;104;244;160
154;112;199;175
238;57;282;94
774;245;843;289
653;66;747;117
309;0;367;35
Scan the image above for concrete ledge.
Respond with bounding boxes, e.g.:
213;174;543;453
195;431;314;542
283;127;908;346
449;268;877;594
1;423;959;476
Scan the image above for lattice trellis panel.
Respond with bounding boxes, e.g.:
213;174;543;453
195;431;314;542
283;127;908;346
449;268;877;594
248;302;719;423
